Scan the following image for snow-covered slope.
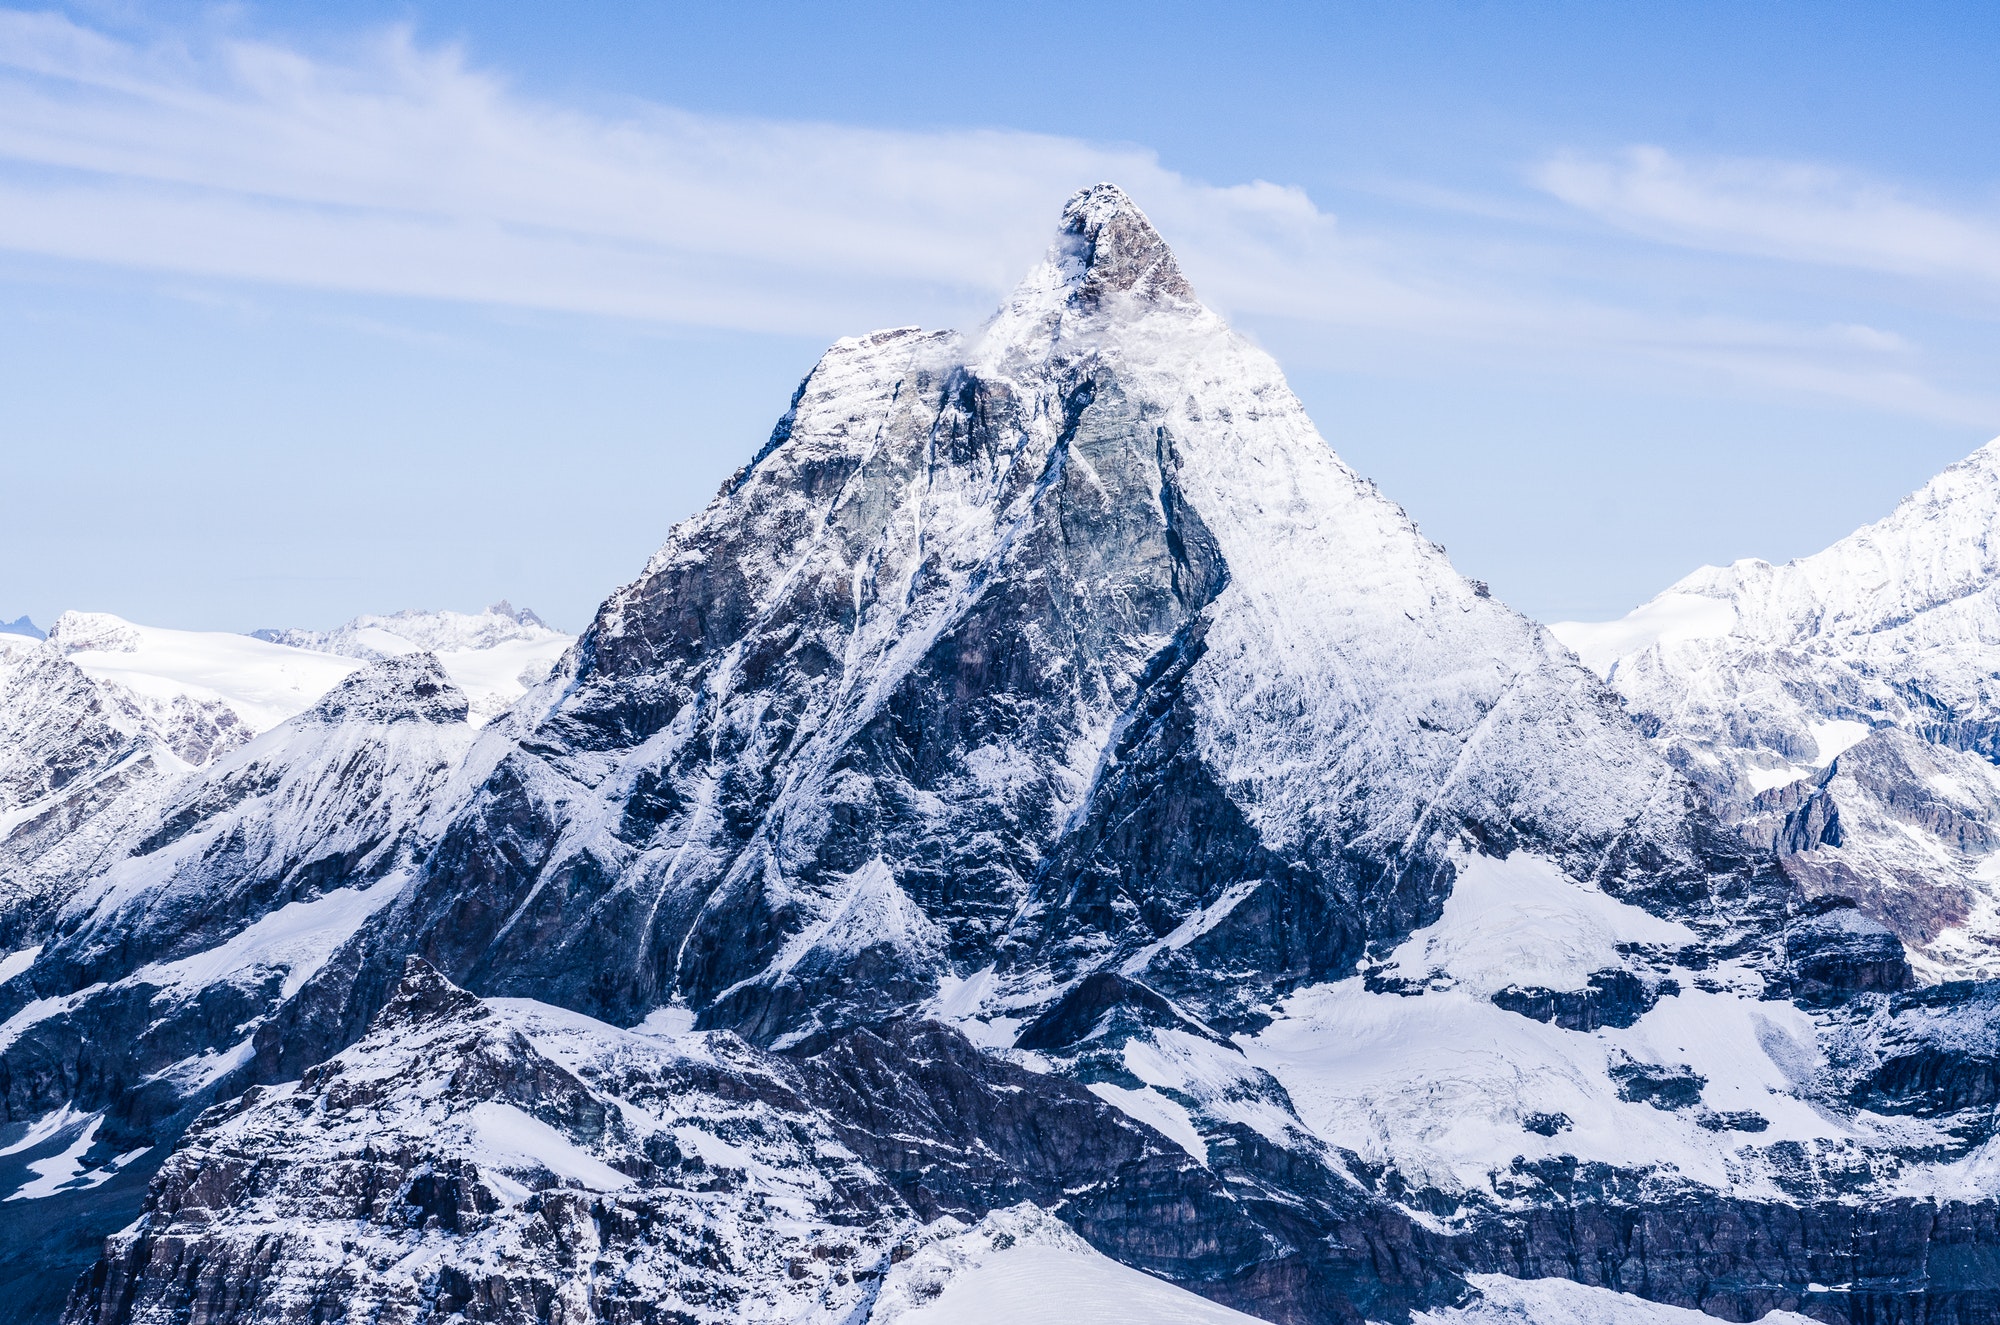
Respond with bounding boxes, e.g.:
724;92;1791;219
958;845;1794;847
869;1205;1266;1324
255;601;572;724
49;611;361;741
1552;437;2000;978
0;658;481;1168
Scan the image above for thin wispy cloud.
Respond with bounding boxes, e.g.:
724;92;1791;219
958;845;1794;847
0;10;1991;426
0;10;1333;333
1540;146;2000;285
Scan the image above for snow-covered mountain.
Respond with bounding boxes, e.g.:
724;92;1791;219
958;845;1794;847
0;656;480;1159
255;601;571;725
9;188;2000;1325
49;611;361;740
0;606;568;958
1553;438;2000;979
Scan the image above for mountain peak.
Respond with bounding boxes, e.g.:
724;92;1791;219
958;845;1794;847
1055;182;1196;309
305;652;469;725
977;183;1202;361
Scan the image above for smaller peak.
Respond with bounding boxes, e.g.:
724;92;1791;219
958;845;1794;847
0;615;43;641
370;956;488;1033
306;652;468;725
47;611;140;654
487;600;549;629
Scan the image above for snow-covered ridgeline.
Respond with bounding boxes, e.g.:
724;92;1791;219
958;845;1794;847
1553;437;2000;978
257;601;572;726
0;604;567;965
0;658;485;1194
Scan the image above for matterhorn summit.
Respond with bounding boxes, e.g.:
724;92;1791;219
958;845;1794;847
366;181;1728;1048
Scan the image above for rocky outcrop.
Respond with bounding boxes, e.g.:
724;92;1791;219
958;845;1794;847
63;962;1458;1325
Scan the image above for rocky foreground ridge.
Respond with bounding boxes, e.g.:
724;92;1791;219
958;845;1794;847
6;186;2000;1324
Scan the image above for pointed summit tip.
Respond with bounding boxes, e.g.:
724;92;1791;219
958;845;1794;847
1060;181;1147;230
1055;182;1197;309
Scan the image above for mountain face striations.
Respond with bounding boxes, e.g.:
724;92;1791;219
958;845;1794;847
8;186;2000;1325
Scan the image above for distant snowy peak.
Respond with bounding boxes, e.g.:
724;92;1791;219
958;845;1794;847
11;603;569;758
48;610;360;738
255;602;572;725
0;615;43;640
1557;434;2000;669
1550;433;2000;979
256;600;561;659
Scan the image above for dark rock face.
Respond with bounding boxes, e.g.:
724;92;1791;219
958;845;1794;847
791;1019;1450;1325
1446;1190;2000;1324
1608;1058;1708;1111
1753;729;2000;965
1012;970;1227;1053
67;959;904;1325
1491;968;1670;1031
1779;900;1916;1005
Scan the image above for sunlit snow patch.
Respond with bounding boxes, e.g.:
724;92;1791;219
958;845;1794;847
52;612;361;733
1;1109;150;1201
870;1204;1264;1324
1241;851;1852;1201
1414;1274;1817;1324
1548;591;1738;679
0;944;40;985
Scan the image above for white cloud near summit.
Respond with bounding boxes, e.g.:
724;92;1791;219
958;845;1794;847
0;10;1992;425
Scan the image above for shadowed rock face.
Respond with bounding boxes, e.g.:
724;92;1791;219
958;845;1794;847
28;187;2000;1325
65;962;1455;1325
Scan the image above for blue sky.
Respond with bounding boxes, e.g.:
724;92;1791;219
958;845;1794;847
4;1;1998;631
